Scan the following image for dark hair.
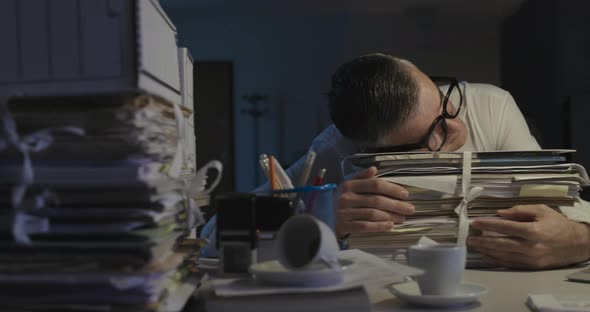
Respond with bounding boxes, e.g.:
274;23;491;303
328;54;420;144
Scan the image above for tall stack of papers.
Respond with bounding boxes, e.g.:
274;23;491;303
0;95;198;311
344;150;590;265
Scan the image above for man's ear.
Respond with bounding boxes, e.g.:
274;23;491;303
426;124;446;149
442;118;468;151
445;118;462;135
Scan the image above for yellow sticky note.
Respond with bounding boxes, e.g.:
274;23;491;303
519;184;568;197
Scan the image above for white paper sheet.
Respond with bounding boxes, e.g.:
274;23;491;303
210;249;423;297
382;175;458;195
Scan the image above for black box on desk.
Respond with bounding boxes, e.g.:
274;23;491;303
216;193;257;274
252;196;293;231
215;193;294;273
252;196;293;262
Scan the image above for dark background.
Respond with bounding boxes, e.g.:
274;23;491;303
161;0;590;197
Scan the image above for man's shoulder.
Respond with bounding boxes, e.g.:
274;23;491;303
463;82;514;114
311;124;356;154
465;82;511;101
313;124;341;142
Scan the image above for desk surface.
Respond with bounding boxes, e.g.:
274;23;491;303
371;266;590;311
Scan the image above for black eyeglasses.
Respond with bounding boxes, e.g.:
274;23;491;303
363;76;463;153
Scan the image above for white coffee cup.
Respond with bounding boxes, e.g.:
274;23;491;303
276;215;340;270
407;243;466;296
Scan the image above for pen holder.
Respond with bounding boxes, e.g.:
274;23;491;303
272;183;338;231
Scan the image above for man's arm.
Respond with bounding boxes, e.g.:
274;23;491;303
335;166;414;238
468;205;590;269
469;90;590;268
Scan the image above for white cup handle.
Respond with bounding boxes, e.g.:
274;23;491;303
199;160;223;195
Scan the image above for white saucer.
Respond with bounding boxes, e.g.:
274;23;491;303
390;281;487;307
249;259;354;287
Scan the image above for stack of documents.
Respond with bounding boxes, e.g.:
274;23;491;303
344;150;590;264
0;95;197;311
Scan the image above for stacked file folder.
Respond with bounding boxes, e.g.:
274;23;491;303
344;150;589;265
0;95;198;311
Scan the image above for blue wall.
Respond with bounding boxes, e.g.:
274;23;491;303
163;3;504;191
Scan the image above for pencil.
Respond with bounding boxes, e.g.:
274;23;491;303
273;156;294;190
312;168;326;186
269;155;277;191
305;168;327;213
298;151;317;187
259;154;271;180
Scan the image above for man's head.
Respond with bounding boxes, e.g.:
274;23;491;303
328;53;467;152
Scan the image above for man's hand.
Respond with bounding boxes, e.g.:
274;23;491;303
335;166;415;238
468;205;590;269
